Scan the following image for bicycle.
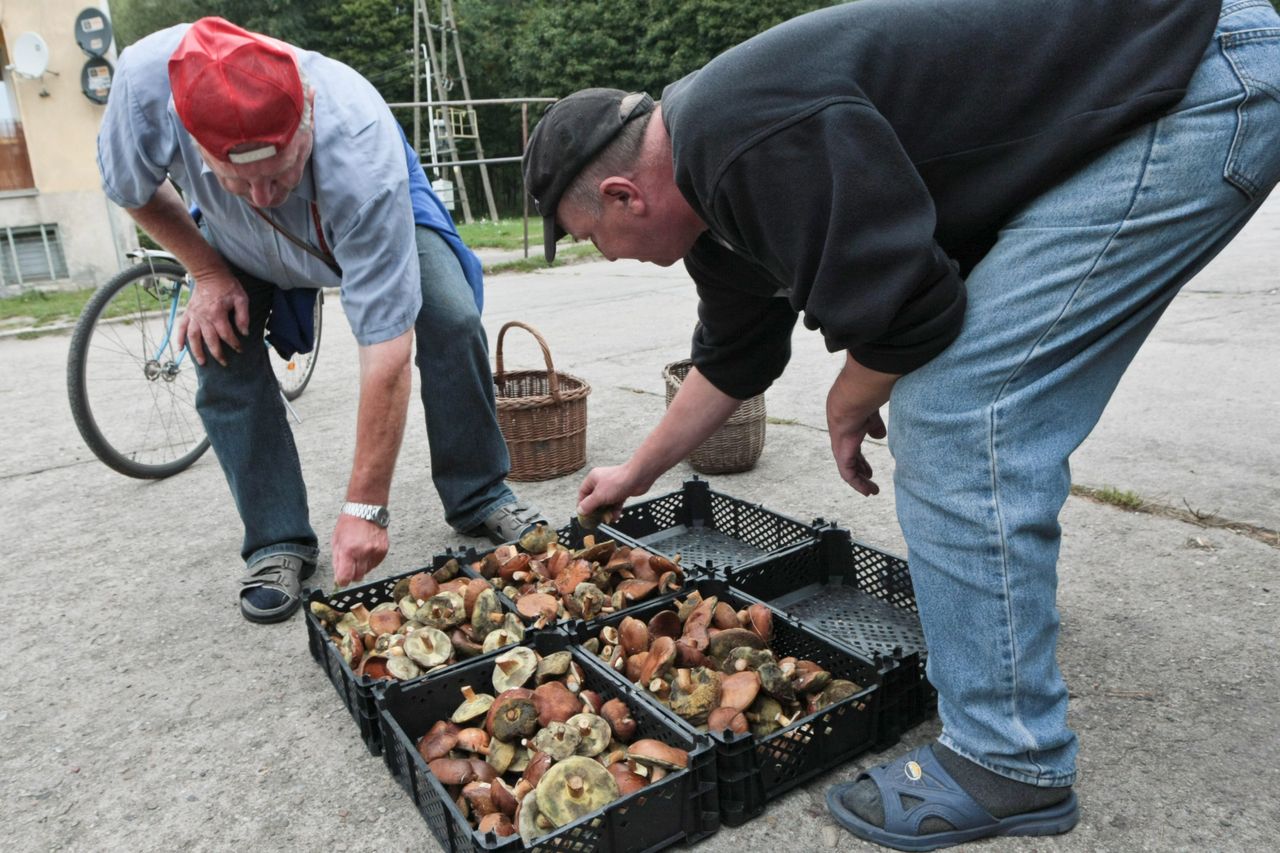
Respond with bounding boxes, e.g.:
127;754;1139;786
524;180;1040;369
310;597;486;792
67;249;323;479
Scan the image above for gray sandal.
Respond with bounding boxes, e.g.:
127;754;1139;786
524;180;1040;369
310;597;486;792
238;553;316;623
465;501;548;545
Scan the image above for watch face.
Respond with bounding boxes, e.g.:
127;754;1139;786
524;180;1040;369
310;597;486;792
374;507;390;527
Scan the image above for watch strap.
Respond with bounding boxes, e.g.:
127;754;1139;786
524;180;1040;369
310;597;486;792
341;501;390;528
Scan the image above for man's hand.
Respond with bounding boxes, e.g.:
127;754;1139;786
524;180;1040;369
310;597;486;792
577;463;648;522
175;268;250;366
331;514;389;586
826;355;899;496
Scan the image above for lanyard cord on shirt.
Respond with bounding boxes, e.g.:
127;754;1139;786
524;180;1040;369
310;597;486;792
251;202;342;277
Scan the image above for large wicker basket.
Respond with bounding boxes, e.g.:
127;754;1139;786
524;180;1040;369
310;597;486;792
493;321;591;481
663;359;765;474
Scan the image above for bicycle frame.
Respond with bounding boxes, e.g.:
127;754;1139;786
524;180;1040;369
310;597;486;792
129;248;195;369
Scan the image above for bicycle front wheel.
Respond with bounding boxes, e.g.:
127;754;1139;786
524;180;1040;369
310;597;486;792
270;289;323;401
67;261;211;479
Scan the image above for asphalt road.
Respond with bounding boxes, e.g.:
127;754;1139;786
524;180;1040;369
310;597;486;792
0;196;1276;852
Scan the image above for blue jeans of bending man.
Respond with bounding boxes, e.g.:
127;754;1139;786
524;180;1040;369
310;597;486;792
888;0;1280;786
194;225;515;568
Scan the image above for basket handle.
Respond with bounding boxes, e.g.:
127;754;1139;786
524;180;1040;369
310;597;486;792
495;321;562;401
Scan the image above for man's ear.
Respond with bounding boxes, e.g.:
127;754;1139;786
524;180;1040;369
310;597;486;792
600;177;644;214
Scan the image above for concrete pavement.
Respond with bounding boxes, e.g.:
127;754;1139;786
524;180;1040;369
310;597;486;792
0;195;1276;852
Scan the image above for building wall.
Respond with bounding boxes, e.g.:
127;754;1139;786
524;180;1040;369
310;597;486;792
0;0;135;292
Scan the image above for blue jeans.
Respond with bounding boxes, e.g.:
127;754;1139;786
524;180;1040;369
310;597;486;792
196;226;514;567
888;0;1280;786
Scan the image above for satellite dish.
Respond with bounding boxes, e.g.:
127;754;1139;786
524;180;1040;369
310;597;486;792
81;56;113;104
10;32;50;79
75;8;114;58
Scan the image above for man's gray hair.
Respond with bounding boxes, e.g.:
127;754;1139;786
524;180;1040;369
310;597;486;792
561;109;655;219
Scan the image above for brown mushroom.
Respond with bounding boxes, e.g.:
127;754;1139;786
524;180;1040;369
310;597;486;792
417;720;460;763
555;559;593;598
487;688;538;742
532;681;583;727
617;617;650;657
647;610;682;640
428;757;477;786
712;602;739;630
707;706;749;735
626;739;688;771
706;628;767;661
486;737;517;775
477;811;517;837
600;699;638;743
462;780;498;817
606;761;649;796
719;670;761;712
639;636;676;685
408;571;439;601
456;727;491;755
521;750;554;787
535;651;574;684
519;524;559;554
674;640;712;669
367;602;405;636
516;592;560;623
489;778;520;818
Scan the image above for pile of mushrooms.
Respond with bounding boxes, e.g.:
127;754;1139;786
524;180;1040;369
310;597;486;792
470;525;685;626
417;645;690;844
585;591;863;737
310;559;524;681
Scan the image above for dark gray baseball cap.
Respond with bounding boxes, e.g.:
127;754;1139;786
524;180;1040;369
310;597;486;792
522;88;655;262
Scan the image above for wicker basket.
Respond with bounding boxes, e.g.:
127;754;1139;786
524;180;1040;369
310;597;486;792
493;321;591;481
663;359;765;474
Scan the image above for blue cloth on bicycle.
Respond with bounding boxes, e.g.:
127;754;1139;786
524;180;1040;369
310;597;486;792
266;287;317;359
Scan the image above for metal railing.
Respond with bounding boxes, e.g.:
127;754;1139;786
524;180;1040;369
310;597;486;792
388;96;556;256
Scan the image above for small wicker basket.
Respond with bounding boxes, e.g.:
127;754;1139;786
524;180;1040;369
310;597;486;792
493;321;591;481
663;359;765;474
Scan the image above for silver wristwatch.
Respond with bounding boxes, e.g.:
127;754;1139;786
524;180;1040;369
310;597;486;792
341;501;390;528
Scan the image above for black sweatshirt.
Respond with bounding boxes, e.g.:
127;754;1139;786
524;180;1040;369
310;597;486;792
662;0;1219;399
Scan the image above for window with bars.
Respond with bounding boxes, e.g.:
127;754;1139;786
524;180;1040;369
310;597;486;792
0;224;69;285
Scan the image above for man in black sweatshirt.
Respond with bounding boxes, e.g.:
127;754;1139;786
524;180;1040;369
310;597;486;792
523;0;1280;848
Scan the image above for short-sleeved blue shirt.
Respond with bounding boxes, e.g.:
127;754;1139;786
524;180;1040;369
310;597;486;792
98;24;480;345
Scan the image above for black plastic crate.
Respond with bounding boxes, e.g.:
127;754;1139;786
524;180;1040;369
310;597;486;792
378;631;720;852
720;526;934;745
565;578;881;828
304;548;524;756
600;477;821;573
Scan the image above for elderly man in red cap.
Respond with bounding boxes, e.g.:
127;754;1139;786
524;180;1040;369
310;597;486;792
97;17;544;623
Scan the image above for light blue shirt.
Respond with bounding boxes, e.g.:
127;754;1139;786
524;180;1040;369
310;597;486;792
98;24;435;346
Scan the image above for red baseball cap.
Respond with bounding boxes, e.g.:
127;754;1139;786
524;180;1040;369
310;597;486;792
168;17;304;164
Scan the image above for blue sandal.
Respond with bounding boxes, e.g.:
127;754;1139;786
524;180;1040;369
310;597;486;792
826;746;1079;852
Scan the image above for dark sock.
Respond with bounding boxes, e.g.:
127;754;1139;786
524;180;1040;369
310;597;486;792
242;585;289;611
838;743;1072;833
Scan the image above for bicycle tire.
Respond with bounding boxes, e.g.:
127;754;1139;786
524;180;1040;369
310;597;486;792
67;261;212;479
271;289;323;401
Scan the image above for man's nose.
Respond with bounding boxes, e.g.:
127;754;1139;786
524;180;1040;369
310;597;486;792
249;180;276;207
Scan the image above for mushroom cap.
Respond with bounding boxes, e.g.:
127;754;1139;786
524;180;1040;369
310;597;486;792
368;602;405;635
647;610;682;640
719;670;761;712
531;721;582;761
817;678;863;710
491;646;539;693
482;615;525;653
618;616;650;657
519;524;560;553
419;591;467;630
517;789;544;846
535;651;574;683
535;756;621;829
477;811;517;837
706;628;767;662
386;655;423;681
639;636;677;685
428;756;477;786
470;587;505;638
487;689;539;743
757;660;797;704
606;761;649;796
408;571;440;601
516;592;560;623
417;725;459;763
405;627;453;668
486;736;517;775
706;706;749;735
599;698;638;743
625;738;689;771
532;680;583;728
451;687;495;725
667;667;723;725
566;712;612;757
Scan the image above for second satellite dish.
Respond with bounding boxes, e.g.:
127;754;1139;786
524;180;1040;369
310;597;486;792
10;32;51;78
